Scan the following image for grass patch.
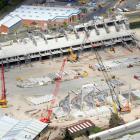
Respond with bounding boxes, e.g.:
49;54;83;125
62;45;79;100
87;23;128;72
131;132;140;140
90;126;103;134
130;21;140;29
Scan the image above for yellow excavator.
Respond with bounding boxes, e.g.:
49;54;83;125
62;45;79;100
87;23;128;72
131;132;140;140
78;0;89;5
67;48;79;62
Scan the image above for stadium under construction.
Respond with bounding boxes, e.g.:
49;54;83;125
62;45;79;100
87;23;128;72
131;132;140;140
0;17;138;65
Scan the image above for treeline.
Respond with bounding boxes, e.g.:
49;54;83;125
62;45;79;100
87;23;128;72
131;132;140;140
0;0;24;10
0;0;9;10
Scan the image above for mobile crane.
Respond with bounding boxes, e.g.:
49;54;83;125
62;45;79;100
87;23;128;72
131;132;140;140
40;58;67;123
0;64;7;108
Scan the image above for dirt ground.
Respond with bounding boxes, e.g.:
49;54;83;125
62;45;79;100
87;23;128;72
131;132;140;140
0;29;140;128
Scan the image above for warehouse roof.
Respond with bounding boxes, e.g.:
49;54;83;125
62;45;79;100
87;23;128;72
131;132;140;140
0;116;48;140
0;15;13;26
9;5;80;21
2;16;21;28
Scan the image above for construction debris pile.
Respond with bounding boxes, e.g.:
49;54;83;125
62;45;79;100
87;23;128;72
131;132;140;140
26;94;54;105
53;81;128;119
16;69;88;88
95;56;140;71
17;76;52;88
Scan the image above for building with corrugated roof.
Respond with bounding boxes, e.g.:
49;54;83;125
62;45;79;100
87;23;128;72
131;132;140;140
0;15;22;34
0;116;48;140
0;5;81;33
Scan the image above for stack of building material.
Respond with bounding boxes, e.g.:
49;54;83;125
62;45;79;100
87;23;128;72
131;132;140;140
109;79;124;87
82;83;97;95
63;70;77;80
95;57;140;70
47;72;59;80
17;76;52;88
26;94;54;105
53;107;68;118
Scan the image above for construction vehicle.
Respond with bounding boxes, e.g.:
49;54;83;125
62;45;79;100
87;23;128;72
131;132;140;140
16;77;23;81
94;50;131;113
40;58;67;123
81;71;88;77
67;48;78;62
83;33;130;113
121;101;131;112
89;64;95;71
74;71;88;79
0;64;7;108
78;0;88;5
110;47;115;53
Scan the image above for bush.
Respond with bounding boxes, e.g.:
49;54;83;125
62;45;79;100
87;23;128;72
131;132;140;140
90;126;102;134
109;113;125;128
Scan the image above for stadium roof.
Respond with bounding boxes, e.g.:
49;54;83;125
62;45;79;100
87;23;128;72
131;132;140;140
0;116;48;140
9;5;81;21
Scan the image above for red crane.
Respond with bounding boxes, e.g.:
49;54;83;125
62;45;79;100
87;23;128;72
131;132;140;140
40;58;67;123
0;64;7;108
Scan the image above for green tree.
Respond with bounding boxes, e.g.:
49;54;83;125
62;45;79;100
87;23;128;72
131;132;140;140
109;113;125;128
0;0;7;10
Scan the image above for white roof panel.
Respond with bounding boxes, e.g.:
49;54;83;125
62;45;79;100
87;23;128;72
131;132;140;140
0;15;13;26
2;16;21;28
9;5;80;21
0;116;48;140
0;116;19;138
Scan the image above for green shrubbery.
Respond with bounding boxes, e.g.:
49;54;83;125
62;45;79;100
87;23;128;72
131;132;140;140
90;126;102;134
0;0;8;10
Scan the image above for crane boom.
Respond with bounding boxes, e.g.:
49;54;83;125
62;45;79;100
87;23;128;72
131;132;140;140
2;64;6;100
0;64;7;108
40;58;67;123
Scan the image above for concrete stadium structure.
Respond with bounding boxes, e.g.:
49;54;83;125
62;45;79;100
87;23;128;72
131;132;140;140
0;18;137;65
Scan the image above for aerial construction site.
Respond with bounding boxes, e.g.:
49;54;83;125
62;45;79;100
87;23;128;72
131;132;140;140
0;0;140;140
